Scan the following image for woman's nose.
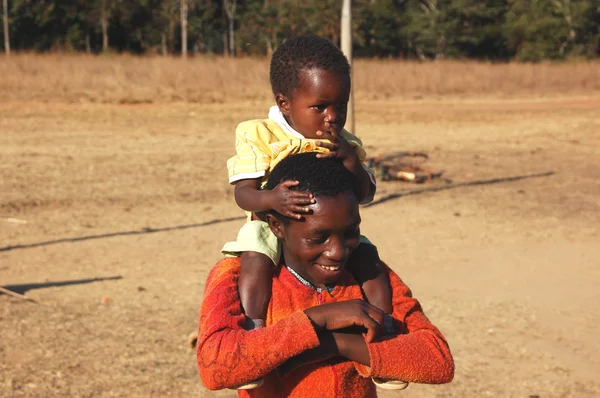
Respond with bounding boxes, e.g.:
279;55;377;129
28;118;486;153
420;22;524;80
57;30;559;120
324;237;349;263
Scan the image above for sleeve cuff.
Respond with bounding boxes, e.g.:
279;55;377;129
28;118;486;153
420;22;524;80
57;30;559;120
229;170;267;184
353;334;382;377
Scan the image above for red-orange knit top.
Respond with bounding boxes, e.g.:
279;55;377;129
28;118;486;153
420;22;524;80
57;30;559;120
197;257;454;397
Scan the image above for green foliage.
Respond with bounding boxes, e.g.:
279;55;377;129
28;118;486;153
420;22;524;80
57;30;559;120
506;0;598;61
2;0;599;60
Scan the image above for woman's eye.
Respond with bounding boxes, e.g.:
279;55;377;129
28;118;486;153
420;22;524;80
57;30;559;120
308;236;327;244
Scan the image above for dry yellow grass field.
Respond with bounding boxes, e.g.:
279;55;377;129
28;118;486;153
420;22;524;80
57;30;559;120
1;55;599;397
1;54;600;104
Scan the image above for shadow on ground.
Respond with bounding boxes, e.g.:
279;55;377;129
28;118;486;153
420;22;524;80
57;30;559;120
1;276;123;295
0;171;555;253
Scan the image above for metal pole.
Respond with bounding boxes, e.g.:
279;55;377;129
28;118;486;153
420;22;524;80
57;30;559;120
2;0;9;56
341;0;354;134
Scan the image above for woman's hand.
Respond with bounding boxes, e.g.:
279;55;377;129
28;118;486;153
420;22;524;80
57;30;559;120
304;299;384;343
268;180;315;219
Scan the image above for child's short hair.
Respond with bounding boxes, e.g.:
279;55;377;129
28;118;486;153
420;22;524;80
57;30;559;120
269;35;350;99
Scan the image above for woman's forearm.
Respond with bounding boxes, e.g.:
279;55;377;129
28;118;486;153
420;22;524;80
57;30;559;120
334;332;371;366
197;260;322;390
278;331;371;376
279;332;339;375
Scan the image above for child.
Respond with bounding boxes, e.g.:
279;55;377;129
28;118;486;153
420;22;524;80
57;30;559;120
222;35;396;388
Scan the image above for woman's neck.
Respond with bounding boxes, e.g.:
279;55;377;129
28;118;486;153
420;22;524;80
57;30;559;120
281;254;334;291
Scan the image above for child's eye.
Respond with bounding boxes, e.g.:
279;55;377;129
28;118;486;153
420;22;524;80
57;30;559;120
311;104;327;111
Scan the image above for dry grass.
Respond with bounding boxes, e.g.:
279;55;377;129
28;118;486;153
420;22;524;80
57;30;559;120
1;53;599;104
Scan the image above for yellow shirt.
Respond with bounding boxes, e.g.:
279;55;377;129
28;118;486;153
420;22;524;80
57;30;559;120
227;107;375;204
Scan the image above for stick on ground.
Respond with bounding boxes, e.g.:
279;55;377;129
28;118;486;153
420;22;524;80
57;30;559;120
0;286;39;303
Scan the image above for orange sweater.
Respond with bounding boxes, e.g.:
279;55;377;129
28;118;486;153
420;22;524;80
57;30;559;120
197;258;454;397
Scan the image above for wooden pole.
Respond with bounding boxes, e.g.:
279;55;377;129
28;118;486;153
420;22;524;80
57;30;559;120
341;0;354;134
2;0;9;56
180;0;188;58
101;0;108;52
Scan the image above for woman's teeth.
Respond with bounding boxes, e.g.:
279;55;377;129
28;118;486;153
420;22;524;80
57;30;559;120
318;264;341;272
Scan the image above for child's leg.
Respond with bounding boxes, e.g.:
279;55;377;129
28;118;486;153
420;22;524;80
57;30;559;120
347;242;393;315
222;220;280;329
349;243;408;390
239;251;275;326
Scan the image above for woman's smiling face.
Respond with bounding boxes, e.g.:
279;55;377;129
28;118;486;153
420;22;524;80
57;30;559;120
270;190;362;288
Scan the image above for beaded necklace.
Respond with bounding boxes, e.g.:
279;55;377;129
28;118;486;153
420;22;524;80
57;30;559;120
285;265;335;293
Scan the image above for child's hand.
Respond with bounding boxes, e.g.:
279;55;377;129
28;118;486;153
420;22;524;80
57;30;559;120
315;129;359;166
269;180;315;219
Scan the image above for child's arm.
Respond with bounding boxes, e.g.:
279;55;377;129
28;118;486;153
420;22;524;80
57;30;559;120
234;178;315;219
315;130;375;203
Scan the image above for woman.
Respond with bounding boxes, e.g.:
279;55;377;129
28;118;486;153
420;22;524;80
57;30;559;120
197;153;454;397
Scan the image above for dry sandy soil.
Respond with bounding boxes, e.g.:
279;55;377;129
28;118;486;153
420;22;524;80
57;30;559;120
1;96;599;397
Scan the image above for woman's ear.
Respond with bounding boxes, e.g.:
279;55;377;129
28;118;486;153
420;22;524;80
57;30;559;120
265;213;285;240
275;93;290;116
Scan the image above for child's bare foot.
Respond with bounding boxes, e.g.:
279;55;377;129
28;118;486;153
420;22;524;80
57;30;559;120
244;318;265;330
372;378;409;390
188;331;198;349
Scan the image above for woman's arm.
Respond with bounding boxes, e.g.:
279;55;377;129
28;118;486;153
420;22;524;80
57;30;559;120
278;331;371;376
287;262;454;383
197;258;321;390
352;263;455;384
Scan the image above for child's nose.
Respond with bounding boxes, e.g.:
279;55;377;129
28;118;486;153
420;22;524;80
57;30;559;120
324;111;339;128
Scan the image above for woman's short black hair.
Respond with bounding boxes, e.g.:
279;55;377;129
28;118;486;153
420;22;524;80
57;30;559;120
269;35;351;99
265;152;356;200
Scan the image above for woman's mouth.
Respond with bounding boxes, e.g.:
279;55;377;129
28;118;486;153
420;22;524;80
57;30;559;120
317;263;342;273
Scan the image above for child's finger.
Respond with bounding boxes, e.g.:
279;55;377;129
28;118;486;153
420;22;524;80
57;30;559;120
316;152;337;159
317;130;337;141
289;205;311;214
290;196;314;205
280;180;300;188
284;210;304;219
316;141;337;150
288;191;314;199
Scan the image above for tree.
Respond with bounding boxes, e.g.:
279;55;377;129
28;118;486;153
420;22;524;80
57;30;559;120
180;0;187;57
354;0;410;57
506;0;597;61
223;0;236;56
2;0;9;55
100;0;109;51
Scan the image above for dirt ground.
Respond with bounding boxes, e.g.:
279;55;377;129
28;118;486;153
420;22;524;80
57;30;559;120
1;96;599;397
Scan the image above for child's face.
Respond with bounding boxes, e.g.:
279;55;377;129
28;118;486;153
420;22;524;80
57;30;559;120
277;68;350;138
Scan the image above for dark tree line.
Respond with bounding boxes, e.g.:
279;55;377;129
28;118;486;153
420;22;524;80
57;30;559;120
2;0;599;61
